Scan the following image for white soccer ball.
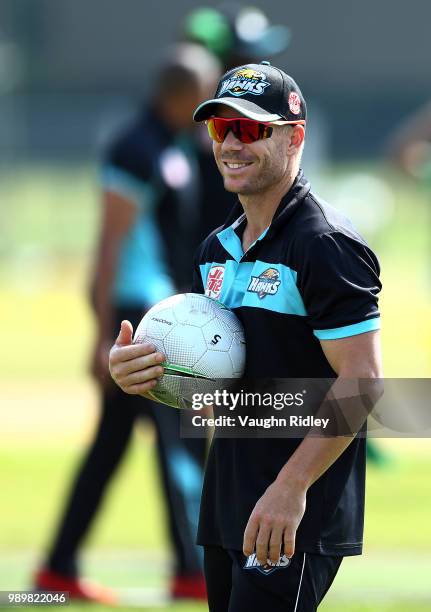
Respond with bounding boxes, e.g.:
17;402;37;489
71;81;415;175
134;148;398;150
133;293;246;409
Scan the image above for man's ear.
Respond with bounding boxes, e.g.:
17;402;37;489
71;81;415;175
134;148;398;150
287;124;305;153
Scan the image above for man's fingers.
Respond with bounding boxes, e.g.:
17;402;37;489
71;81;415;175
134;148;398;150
119;365;164;387
110;342;163;366
255;524;271;566
283;528;296;559
123;379;158;395
268;526;283;564
108;319;167;396
115;320;134;347
243;516;259;557
111;351;164;377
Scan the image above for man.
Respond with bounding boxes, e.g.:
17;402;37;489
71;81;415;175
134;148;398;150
109;61;383;611
35;44;222;603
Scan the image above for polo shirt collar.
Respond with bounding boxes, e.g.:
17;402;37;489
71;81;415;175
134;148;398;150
216;170;311;261
216;213;270;262
265;169;311;239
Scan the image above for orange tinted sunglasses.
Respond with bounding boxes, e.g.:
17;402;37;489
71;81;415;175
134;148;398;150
206;117;273;144
206;117;305;144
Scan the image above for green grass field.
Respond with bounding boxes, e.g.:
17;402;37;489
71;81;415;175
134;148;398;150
0;163;430;610
1;439;431;610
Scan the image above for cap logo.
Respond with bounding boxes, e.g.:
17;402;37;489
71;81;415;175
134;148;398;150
288;92;301;115
219;69;270;98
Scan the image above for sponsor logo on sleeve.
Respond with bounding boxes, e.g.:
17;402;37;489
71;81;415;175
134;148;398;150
247;267;281;299
205;265;225;299
219;69;271;98
244;553;291;575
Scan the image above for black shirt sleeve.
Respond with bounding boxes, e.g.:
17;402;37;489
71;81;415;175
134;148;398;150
103;124;153;182
100;127;155;211
297;231;381;340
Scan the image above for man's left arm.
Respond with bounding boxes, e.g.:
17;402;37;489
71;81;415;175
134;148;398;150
243;328;383;566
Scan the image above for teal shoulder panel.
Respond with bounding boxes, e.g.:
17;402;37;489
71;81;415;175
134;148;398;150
313;317;381;340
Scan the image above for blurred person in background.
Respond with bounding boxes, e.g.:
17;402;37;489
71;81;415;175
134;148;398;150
387;101;431;292
387;100;431;181
34;43;221;604
182;3;291;71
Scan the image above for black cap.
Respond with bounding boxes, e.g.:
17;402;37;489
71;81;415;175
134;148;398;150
193;61;306;123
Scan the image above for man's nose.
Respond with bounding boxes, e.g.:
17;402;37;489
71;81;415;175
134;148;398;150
221;129;243;151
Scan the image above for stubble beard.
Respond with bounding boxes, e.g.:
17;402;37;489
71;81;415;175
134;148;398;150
222;159;284;196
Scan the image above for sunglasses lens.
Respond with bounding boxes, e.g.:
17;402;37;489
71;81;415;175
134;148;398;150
236;120;259;143
239;121;273;143
207;118;272;144
207;118;226;142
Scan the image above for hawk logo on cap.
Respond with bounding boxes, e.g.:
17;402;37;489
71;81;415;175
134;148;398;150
235;68;265;79
219;69;270;98
247;267;281;299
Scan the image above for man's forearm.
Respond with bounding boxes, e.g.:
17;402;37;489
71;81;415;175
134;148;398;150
275;375;381;491
276;435;354;492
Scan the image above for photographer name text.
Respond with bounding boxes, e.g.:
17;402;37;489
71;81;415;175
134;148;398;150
191;415;330;429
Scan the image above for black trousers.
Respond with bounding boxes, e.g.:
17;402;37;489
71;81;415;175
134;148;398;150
47;307;207;577
204;546;342;612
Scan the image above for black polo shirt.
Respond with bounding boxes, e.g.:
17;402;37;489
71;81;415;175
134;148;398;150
191;170;381;555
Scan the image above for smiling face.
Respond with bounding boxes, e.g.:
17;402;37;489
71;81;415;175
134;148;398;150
212;106;301;197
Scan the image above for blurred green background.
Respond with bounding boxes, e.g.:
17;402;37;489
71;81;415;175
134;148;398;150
0;163;430;611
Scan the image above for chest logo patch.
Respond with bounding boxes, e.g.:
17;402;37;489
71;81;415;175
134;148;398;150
244;553;291;575
205;265;225;299
247;267;281;299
